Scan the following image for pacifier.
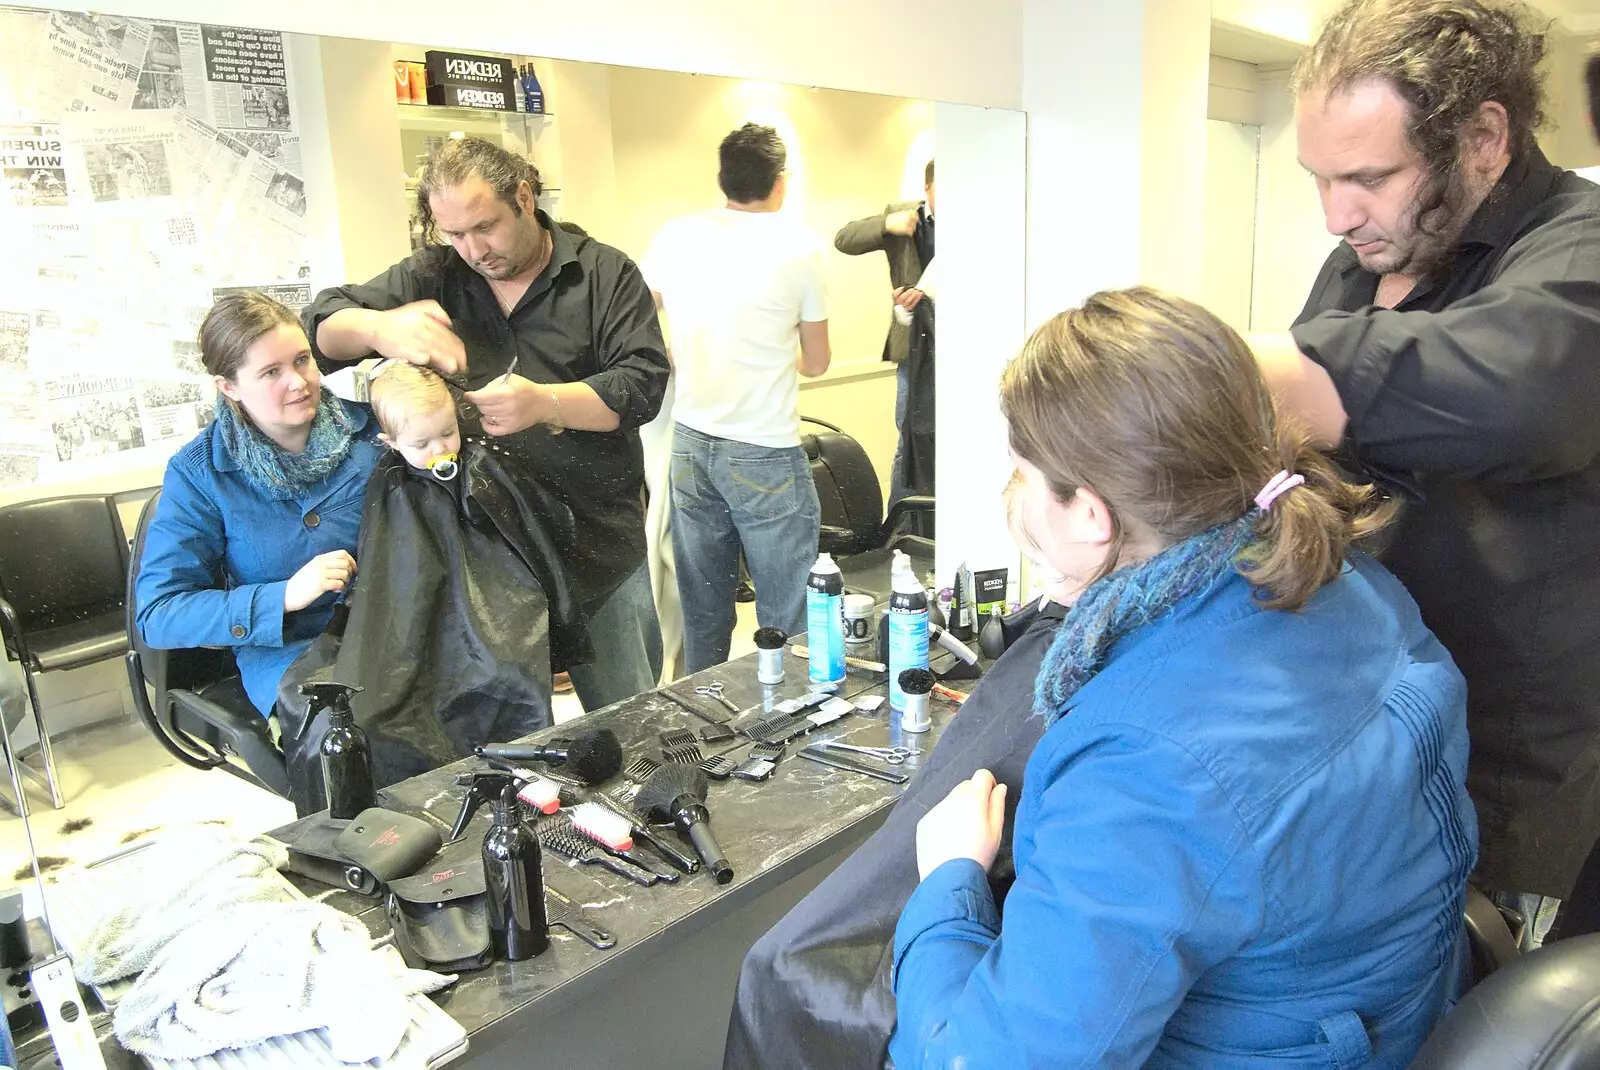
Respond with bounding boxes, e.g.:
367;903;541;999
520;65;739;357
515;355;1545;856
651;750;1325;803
428;453;460;481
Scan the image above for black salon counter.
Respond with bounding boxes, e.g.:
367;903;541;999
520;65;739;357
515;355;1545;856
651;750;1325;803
272;644;972;1069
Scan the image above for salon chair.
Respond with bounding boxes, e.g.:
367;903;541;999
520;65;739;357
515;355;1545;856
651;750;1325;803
1412;929;1600;1069
125;490;290;797
802;417;934;602
0;493;133;810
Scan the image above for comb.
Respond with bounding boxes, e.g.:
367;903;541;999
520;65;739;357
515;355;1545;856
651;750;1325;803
749;742;786;763
544;885;616;949
745;712;809;746
662;742;704;765
538;823;659;887
625;756;661;782
700;754;739;780
658;728;696;749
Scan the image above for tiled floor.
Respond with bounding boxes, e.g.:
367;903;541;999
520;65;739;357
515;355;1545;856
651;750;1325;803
1;600;759;904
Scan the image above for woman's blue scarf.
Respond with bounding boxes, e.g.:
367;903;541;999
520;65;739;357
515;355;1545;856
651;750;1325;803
214;388;356;494
1035;514;1258;725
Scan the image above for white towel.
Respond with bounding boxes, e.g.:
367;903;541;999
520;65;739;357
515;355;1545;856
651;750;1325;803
61;825;453;1064
113;898;452;1063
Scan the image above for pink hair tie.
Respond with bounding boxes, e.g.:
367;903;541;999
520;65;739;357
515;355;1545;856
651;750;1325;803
1255;470;1305;511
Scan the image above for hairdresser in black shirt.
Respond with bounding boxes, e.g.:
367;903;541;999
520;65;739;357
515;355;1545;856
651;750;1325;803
305;137;669;713
1248;0;1600;947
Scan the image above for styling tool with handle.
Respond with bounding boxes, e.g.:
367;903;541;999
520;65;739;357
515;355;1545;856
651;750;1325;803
538;824;660;887
475;727;623;785
544;885;616;950
635;765;734;884
797;744;910;784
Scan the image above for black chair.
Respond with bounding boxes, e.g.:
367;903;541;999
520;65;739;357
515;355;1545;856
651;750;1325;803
124;490;289;797
1412;932;1600;1069
802;417;934;601
0;494;133;810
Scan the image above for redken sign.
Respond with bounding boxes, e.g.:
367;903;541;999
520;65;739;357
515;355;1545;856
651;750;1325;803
423;50;515;111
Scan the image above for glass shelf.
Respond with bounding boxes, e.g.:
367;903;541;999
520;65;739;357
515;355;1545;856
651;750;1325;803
396;102;553;125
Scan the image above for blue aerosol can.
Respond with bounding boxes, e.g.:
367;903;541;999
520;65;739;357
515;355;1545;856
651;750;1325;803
887;554;930;712
805;552;846;686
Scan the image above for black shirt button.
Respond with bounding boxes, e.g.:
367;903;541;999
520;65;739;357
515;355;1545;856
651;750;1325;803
305;512;320;528
231;624;246;639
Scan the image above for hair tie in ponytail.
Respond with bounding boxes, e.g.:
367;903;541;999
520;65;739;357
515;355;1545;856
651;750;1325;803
1254;470;1305;512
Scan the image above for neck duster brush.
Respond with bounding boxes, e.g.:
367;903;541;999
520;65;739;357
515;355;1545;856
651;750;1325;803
476;727;623;785
634;764;733;884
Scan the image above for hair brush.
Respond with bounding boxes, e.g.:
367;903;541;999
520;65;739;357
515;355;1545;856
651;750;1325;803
634;764;733;884
476;727;624;785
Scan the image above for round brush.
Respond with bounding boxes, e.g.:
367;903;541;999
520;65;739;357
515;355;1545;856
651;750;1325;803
634;765;733;884
476;727;624;785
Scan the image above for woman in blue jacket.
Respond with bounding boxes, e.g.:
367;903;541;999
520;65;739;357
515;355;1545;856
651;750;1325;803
135;292;380;717
892;288;1476;1069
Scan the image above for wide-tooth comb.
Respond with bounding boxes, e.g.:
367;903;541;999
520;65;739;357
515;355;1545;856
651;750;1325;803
662;742;704;765
625;756;661;782
544;885;616;949
658;728;696;749
538;824;659;887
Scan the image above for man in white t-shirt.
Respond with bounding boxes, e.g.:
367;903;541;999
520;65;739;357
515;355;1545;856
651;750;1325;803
644;123;832;671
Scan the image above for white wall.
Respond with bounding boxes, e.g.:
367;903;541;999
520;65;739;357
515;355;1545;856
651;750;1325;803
1201;120;1261;331
1209;55;1260;124
21;0;1023;109
1250;71;1338;330
934;102;1027;583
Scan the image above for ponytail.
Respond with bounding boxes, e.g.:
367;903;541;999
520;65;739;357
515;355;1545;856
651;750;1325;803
1239;415;1396;611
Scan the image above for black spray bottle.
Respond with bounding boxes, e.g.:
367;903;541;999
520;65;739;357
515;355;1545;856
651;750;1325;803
305;682;373;819
483;783;549;961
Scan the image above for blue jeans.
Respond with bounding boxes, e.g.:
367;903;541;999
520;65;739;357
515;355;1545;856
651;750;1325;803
888;361;911;509
671;425;821;673
566;562;663;713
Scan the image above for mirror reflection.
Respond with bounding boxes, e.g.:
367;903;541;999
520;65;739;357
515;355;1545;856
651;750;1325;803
0;5;950;1021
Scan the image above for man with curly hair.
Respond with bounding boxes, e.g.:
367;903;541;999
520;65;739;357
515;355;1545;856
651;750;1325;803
304;137;670;713
1249;0;1600;948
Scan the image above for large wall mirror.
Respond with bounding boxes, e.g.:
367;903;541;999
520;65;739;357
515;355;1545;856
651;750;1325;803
0;2;1024;1003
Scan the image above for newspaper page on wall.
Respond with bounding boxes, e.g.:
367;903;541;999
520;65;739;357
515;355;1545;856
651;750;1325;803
0;5;312;489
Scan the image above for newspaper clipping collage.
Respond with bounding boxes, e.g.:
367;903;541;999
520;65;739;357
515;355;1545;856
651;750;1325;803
0;7;312;489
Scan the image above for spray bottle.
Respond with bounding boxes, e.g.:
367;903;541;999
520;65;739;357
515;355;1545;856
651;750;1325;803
303;682;373;820
805;552;846;687
482;783;549;961
888;554;930;712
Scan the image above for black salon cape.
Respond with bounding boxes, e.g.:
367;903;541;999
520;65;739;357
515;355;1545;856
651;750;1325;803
722;602;1063;1069
896;299;935;505
276;446;591;816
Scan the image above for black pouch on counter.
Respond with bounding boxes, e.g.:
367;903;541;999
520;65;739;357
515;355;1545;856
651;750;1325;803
333;808;443;885
386;841;492;973
277;815;379;896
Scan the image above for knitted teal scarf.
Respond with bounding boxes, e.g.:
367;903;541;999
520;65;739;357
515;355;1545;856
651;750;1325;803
1035;515;1258;725
215;388;356;494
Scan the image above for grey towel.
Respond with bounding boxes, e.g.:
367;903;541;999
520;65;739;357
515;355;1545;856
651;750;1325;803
61;825;453;1063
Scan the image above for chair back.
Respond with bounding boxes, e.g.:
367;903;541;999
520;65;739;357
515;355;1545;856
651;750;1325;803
0;494;128;631
1412;934;1600;1070
802;421;883;556
125;490;239;700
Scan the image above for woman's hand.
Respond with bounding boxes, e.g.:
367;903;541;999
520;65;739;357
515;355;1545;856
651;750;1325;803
916;769;1008;880
892;286;925;312
284;550;356;612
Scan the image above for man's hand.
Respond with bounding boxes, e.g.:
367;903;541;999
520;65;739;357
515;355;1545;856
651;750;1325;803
893;286;925;312
284;550;356;612
371;300;467;376
916;769;1008;880
885;209;920;238
464;375;544;436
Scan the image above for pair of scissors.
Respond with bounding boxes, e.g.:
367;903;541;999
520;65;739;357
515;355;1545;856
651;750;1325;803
694;681;740;714
820;741;915;765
